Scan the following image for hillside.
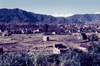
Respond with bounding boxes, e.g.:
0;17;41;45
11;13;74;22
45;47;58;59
67;14;100;24
0;8;100;24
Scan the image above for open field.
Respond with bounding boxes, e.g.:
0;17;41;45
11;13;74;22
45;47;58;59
0;33;93;55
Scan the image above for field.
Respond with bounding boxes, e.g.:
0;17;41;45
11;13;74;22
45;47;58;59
0;33;92;54
0;33;100;66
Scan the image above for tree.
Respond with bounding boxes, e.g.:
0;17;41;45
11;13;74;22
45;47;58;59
88;34;99;42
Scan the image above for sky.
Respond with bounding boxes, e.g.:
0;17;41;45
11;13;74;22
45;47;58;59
0;0;100;17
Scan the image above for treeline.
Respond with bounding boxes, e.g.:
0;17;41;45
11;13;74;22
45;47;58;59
0;23;100;35
0;43;100;66
0;23;68;35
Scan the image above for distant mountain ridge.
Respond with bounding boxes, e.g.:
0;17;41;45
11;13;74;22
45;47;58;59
0;8;100;24
67;14;100;24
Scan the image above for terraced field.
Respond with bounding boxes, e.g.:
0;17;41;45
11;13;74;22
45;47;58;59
0;34;91;54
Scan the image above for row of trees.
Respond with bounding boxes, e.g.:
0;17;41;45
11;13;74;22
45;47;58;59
1;23;100;35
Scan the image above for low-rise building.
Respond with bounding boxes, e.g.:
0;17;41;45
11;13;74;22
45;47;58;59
30;43;67;55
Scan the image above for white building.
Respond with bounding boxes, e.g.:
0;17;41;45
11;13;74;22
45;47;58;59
53;45;60;54
52;32;56;35
30;43;67;55
43;36;49;41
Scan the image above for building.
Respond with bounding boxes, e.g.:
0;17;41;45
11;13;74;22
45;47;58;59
43;36;49;41
0;30;11;36
72;33;83;40
33;29;40;34
72;33;87;40
30;43;67;55
52;32;56;35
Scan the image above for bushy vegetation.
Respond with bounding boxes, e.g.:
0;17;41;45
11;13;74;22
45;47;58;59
1;23;100;35
0;44;100;66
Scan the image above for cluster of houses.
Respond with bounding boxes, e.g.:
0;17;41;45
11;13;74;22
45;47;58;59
1;24;100;35
0;35;68;55
28;43;66;55
0;33;99;55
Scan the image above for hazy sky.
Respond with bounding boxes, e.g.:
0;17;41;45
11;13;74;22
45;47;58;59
0;0;100;17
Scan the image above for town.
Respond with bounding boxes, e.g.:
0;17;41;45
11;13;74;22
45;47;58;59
0;23;100;66
0;23;100;55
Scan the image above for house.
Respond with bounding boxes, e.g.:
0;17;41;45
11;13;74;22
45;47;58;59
30;43;67;55
52;32;56;35
0;30;12;36
43;36;49;41
72;33;88;40
33;29;40;34
72;33;83;40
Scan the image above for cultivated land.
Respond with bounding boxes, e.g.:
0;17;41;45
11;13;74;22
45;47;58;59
0;33;92;55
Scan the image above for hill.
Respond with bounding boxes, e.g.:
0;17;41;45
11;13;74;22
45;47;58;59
0;8;100;24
